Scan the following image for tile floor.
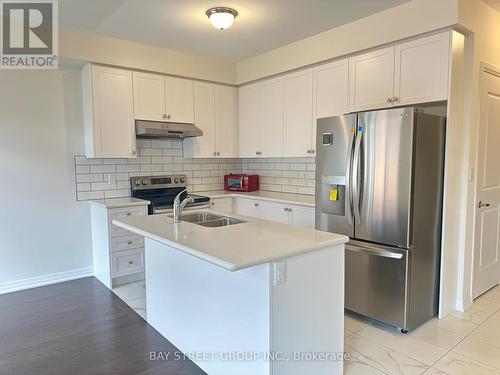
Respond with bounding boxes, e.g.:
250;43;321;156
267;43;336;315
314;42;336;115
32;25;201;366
112;280;147;320
114;281;500;375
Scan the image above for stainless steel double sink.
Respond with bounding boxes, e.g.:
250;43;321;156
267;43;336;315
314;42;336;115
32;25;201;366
170;212;246;227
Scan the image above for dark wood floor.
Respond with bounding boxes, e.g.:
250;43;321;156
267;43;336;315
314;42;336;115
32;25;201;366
0;277;206;375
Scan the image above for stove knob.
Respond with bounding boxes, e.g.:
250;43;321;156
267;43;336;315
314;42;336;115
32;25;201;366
134;180;141;186
142;179;148;185
174;178;179;183
180;177;185;183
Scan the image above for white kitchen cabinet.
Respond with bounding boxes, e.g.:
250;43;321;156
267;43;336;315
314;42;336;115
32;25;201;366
259;201;291;224
313;58;349;120
394;32;450;105
184;82;236;158
349;47;395;112
209;197;233;214
132;72;166;121
90;201;148;289
82;64;137;158
238;78;283;157
290;205;315;229
165;76;194;123
234;198;261;218
283;69;314;157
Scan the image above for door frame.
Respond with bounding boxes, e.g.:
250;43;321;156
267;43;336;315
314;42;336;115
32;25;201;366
470;62;500;300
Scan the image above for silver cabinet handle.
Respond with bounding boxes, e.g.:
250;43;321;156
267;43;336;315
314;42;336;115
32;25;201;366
311;150;315;154
128;260;134;264
256;151;262;156
307;150;311;154
166;114;171;120
213;152;217;156
126;212;132;216
254;202;259;207
392;97;399;103
132;150;137;155
127;241;133;245
387;98;393;103
217;152;220;156
162;114;167;119
478;201;491;208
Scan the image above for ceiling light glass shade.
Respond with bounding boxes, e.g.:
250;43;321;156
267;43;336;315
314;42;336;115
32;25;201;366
206;7;238;30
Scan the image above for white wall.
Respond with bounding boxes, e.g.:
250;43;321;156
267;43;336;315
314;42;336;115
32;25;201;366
456;0;500;308
0;68;93;292
236;0;459;84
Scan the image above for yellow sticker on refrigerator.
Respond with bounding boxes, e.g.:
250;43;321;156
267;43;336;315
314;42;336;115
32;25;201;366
329;188;338;201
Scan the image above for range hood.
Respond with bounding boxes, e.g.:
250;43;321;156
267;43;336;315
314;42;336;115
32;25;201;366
135;120;203;139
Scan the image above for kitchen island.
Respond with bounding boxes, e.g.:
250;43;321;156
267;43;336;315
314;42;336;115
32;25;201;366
113;210;348;375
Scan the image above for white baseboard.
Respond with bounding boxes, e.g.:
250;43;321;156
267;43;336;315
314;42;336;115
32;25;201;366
0;267;94;295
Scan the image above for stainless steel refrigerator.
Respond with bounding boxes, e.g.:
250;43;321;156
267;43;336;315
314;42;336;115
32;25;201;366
315;107;445;332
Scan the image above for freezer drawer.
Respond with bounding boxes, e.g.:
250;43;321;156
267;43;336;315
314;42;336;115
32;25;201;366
345;241;410;329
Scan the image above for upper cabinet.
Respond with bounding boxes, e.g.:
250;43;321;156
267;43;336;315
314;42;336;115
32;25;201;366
349;31;451;112
313;58;349;120
283;69;314;157
184;82;236;158
132;72;166;121
132;73;194;123
82;64;137;158
394;32;450;106
239;78;283;158
165;77;194;123
349;47;395;112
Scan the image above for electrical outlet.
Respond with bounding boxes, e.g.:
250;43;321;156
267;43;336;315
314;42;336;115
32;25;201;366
273;261;286;286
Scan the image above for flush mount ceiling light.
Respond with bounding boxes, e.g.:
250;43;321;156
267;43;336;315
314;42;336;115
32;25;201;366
206;7;238;30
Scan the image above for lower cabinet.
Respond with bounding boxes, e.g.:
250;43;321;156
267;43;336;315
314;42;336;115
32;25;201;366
209;197;233;214
228;197;315;229
90;202;148;288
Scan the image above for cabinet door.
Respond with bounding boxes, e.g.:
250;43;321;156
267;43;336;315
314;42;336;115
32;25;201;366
259;77;284;157
314;59;349;119
291;206;315;229
259;201;291;224
394;32;450;105
238;83;261;157
132;72;166;121
234;198;260;218
165;77;194;123
214;85;236;158
191;82;215;157
349;47;395;112
210;198;233;214
84;65;136;158
283;69;314;157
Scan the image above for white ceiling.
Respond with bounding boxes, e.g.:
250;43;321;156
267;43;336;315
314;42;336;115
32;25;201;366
59;0;410;61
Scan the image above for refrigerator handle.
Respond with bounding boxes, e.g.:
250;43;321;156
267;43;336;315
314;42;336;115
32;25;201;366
345;131;355;225
352;128;363;224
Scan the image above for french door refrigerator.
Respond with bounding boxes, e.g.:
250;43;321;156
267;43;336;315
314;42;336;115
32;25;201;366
316;107;445;332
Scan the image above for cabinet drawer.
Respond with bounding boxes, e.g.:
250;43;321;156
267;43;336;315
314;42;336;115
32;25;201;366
111;248;144;278
108;206;147;238
110;234;144;253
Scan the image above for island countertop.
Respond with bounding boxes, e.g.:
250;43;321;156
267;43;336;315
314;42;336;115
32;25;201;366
113;210;348;271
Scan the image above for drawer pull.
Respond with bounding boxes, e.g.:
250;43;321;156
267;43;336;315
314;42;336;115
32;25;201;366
127;241;133;245
128;260;134;265
126;212;132;216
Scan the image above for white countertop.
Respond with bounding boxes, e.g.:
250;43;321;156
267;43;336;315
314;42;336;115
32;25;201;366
89;197;150;209
113;209;347;271
203;190;315;207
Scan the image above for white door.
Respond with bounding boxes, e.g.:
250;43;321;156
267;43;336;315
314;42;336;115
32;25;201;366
88;65;136;158
214;85;236;158
259;77;284;157
192;82;215;157
473;68;500;298
234;199;260;218
394;32;450;106
238;82;261;157
290;206;315;229
313;59;349;119
283;69;314;157
349;47;395;112
165;77;194;123
132;72;166;121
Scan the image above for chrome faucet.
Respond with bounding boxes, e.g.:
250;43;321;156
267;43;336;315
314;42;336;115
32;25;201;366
173;188;195;223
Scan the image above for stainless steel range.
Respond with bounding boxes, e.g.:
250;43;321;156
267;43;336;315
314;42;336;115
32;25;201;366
131;175;210;215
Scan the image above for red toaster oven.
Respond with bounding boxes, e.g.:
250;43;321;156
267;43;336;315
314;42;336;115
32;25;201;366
224;174;259;192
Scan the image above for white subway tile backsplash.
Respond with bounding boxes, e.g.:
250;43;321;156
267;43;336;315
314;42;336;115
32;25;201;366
74;147;316;200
